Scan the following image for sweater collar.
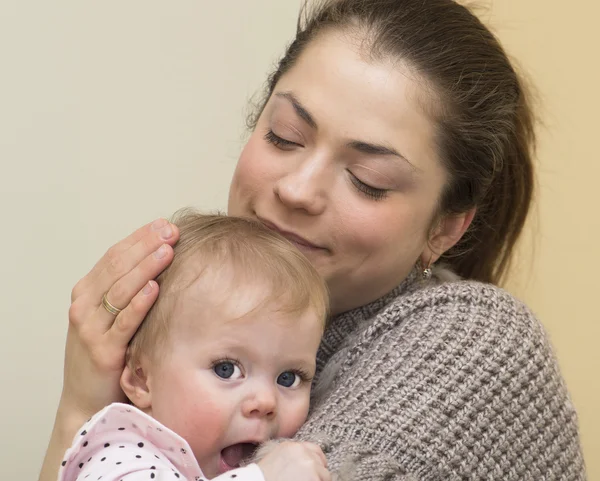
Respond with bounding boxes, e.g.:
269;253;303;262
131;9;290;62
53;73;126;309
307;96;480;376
316;268;421;369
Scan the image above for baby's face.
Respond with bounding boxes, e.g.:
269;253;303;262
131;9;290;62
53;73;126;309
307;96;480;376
142;273;323;478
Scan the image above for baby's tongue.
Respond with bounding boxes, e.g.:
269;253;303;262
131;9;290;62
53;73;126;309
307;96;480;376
221;443;256;469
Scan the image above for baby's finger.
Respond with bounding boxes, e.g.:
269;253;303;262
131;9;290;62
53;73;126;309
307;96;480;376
304;443;327;467
317;466;332;481
107;280;159;347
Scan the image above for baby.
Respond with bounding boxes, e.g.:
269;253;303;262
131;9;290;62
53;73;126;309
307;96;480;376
58;211;330;481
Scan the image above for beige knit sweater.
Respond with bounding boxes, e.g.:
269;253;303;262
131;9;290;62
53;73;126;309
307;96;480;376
294;270;586;480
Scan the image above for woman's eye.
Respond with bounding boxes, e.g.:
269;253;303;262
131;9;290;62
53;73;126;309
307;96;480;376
264;130;301;150
348;171;389;201
213;361;243;380
277;371;301;388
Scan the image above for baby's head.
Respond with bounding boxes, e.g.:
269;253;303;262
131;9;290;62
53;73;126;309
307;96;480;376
120;210;328;477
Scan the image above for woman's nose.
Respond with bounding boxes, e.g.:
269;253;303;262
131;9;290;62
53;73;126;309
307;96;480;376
273;157;328;215
241;384;277;420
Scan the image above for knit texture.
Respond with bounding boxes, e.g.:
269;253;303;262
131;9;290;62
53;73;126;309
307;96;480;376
295;270;586;480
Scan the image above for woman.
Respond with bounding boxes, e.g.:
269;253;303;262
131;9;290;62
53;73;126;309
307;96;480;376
40;0;585;480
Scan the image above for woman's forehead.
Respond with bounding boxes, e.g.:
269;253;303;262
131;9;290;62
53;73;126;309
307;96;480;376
269;31;441;171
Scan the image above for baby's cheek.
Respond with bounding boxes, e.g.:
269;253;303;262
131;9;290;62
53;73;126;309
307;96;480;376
278;396;310;438
175;396;226;434
171;397;229;455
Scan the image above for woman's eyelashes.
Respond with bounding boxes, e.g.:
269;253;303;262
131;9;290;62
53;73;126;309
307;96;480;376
264;128;391;201
264;129;302;150
348;171;389;201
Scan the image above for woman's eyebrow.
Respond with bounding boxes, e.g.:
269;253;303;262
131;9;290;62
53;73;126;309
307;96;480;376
275;91;318;129
347;140;417;170
275;91;417;170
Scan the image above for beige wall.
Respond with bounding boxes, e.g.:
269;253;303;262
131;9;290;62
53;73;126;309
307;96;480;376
0;2;303;477
488;1;599;478
0;1;596;478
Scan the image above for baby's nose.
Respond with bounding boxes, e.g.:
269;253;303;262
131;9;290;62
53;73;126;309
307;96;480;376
241;384;277;420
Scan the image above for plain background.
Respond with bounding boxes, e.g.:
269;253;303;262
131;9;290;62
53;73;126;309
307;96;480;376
0;1;597;478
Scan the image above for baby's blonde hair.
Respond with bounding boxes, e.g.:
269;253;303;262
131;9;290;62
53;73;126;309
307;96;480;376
126;209;329;368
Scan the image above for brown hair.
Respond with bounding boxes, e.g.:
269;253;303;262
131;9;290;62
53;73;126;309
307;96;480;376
127;210;329;368
248;0;535;285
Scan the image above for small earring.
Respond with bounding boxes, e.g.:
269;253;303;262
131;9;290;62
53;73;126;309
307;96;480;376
421;255;434;280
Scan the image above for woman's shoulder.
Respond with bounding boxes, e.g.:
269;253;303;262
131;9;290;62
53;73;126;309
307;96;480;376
397;273;531;313
344;275;564;390
305;276;585;479
380;274;547;343
326;274;557;382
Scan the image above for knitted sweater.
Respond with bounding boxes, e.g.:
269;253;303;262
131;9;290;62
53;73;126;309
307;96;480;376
294;270;586;480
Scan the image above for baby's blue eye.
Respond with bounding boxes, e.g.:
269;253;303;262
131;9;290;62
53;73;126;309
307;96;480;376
277;371;300;388
213;362;242;380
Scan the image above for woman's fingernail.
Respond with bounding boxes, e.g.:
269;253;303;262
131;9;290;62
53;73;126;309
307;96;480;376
151;218;168;231
154;244;168;259
142;281;153;295
160;225;173;240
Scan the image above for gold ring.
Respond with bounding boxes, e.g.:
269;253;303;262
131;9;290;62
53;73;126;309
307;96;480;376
102;292;123;316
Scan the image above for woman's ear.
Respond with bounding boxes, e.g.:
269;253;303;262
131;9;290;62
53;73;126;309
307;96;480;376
422;208;476;265
120;358;153;411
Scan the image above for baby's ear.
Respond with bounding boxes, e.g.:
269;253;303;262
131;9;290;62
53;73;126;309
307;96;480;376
120;357;153;410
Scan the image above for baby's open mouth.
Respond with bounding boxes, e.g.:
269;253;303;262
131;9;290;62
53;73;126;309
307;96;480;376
220;443;259;470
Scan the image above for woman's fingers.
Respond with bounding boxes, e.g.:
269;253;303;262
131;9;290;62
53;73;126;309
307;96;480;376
89;221;178;303
72;219;164;301
94;243;174;329
107;280;160;347
61;220;180;431
72;218;177;302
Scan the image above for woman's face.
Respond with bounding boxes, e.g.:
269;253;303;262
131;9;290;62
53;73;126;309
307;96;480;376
228;31;448;314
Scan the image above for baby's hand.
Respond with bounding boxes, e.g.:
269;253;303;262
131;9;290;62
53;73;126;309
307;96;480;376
257;441;330;481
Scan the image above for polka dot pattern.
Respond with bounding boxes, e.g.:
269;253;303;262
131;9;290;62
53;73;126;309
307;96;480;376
57;403;265;481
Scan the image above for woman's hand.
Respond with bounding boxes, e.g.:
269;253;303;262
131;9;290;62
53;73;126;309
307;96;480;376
62;218;179;416
39;218;180;481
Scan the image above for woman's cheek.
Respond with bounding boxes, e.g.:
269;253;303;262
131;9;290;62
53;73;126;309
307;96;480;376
235;137;270;185
337;204;389;250
229;144;262;214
